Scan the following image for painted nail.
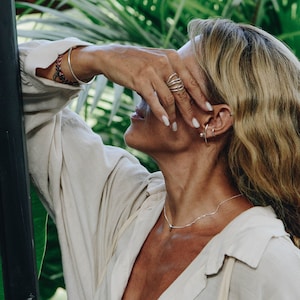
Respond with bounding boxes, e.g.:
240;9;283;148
206;101;213;111
162;115;170;127
192;118;200;128
171;122;178;132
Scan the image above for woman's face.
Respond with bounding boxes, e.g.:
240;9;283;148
124;41;202;157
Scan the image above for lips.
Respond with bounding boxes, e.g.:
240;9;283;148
131;107;145;120
131;100;147;120
134;107;145;119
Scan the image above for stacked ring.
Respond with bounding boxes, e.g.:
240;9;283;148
166;73;185;92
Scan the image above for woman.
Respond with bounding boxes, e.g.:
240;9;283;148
22;18;300;299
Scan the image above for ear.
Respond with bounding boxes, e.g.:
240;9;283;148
200;104;233;140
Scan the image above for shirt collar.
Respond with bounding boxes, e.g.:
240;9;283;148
203;206;289;275
145;176;289;276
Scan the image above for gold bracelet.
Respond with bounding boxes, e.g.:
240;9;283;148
67;47;96;85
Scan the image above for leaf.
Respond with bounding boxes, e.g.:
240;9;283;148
38;218;65;300
90;75;109;113
0;186;47;298
75;84;93;114
109;84;126;125
31;185;48;276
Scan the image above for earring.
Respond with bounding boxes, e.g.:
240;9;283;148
211;128;215;137
204;124;209;145
199;124;209;145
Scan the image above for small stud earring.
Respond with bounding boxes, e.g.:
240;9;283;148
211;128;215;137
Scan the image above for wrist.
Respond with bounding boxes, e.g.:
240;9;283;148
53;52;79;86
78;45;110;77
67;47;95;85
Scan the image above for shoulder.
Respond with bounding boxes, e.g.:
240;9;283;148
214;206;300;299
231;236;300;299
261;235;300;267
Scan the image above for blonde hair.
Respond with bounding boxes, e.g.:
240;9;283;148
188;18;300;241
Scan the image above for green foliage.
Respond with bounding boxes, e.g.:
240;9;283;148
0;186;47;299
38;218;65;300
13;0;300;297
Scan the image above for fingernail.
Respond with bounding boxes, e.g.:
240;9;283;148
206;101;213;111
162;115;170;127
171;122;178;132
192;118;200;128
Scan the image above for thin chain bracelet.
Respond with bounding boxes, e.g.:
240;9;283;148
53;53;79;86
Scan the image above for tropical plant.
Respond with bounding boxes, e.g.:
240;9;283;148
4;0;298;298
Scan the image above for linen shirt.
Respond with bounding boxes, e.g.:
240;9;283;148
20;39;300;300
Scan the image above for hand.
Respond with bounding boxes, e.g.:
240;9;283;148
79;44;212;129
37;44;212;129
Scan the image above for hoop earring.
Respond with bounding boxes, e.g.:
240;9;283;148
204;124;209;145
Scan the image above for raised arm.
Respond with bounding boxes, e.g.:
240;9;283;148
20;38;157;299
36;43;212;130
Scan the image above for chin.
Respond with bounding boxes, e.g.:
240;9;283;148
124;125;156;156
124;126;145;150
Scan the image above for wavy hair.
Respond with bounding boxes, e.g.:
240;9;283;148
188;18;300;244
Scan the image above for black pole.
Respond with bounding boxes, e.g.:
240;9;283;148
0;0;39;299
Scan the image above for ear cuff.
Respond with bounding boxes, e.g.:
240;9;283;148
199;124;215;145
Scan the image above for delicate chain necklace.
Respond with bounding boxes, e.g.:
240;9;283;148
163;194;242;232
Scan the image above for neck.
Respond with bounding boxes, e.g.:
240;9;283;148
154;148;249;229
163;193;242;232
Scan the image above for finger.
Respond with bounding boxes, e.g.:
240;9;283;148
184;76;213;112
139;66;177;129
173;89;200;129
163;72;199;129
153;82;177;129
136;84;171;127
167;51;213;112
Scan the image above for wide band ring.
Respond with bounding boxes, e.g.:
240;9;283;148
166;72;185;93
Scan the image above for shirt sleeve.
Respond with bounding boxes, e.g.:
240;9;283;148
20;39;151;299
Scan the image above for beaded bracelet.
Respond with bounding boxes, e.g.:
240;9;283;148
53;53;79;86
67;47;96;85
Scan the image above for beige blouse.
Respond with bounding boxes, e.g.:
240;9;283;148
21;39;300;300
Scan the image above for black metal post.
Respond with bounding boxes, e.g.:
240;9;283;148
0;0;39;299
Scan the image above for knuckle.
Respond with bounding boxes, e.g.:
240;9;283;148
139;64;155;77
161;94;175;107
188;77;199;88
167;49;180;60
175;90;189;102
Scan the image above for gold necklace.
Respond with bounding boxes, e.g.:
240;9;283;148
163;194;242;232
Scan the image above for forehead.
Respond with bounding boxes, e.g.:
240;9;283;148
178;40;205;87
178;40;194;59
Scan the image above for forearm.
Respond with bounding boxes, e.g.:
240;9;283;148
33;38;211;130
